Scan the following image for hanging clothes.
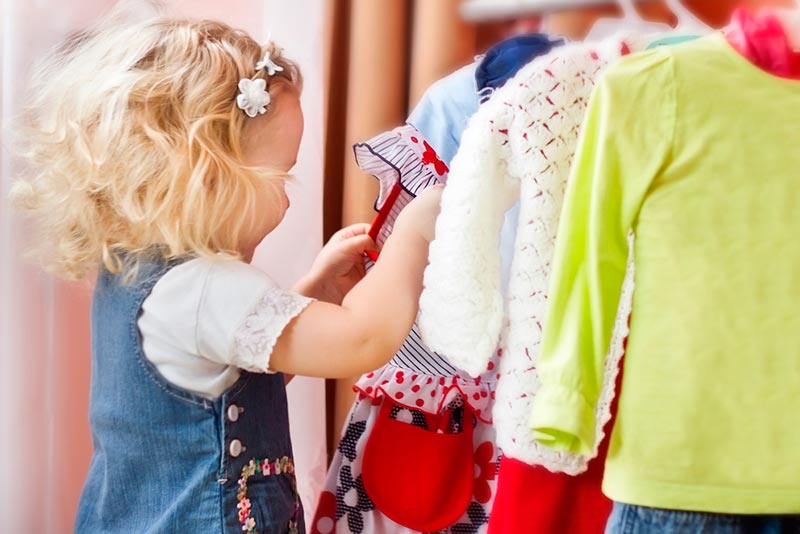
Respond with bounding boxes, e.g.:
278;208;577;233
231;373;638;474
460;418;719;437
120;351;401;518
419;34;647;470
406;63;478;168
475;33;565;101
312;34;560;534
407;32;563;165
531;33;800;514
488;364;625;534
419;34;656;534
357;125;447;262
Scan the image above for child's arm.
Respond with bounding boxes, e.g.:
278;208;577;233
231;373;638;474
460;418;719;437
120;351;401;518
282;224;376;385
269;186;442;378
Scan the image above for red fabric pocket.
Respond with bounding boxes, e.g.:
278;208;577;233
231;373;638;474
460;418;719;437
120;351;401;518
362;398;474;532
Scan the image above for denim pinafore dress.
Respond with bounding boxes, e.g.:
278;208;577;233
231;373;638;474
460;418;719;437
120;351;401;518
75;257;304;534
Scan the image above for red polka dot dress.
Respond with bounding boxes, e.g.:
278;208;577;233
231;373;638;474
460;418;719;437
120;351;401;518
310;127;502;534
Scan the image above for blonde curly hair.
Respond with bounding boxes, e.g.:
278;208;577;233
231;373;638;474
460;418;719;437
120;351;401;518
10;6;302;280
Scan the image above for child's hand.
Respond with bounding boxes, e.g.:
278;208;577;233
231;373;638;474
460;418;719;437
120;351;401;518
296;224;378;305
394;185;444;243
276;188;442;378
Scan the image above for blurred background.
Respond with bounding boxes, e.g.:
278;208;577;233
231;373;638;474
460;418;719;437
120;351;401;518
0;0;328;532
0;0;513;532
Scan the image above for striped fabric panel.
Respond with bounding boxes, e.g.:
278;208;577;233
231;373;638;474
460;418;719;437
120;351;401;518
391;323;460;376
364;257;457;376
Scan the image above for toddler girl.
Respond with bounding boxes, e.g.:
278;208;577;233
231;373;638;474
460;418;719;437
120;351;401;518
11;9;441;534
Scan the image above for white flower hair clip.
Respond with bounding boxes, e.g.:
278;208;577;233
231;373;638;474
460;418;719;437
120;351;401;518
236;78;271;118
256;49;284;77
236;40;285;118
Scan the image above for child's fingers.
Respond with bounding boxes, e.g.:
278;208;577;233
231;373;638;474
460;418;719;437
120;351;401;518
346;223;372;235
332;223;371;242
340;233;379;255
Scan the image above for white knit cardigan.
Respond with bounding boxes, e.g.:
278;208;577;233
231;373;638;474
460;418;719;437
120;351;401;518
419;35;642;473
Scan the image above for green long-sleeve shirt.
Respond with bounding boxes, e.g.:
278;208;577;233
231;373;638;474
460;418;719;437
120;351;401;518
530;34;800;513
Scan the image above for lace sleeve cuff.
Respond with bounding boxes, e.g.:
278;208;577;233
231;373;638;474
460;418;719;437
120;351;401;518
231;287;314;373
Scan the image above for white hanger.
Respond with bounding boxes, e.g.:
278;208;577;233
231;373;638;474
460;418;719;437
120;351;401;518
617;0;641;21
664;0;712;35
585;0;672;41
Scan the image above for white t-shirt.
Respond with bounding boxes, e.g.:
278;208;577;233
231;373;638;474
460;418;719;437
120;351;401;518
138;258;313;399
